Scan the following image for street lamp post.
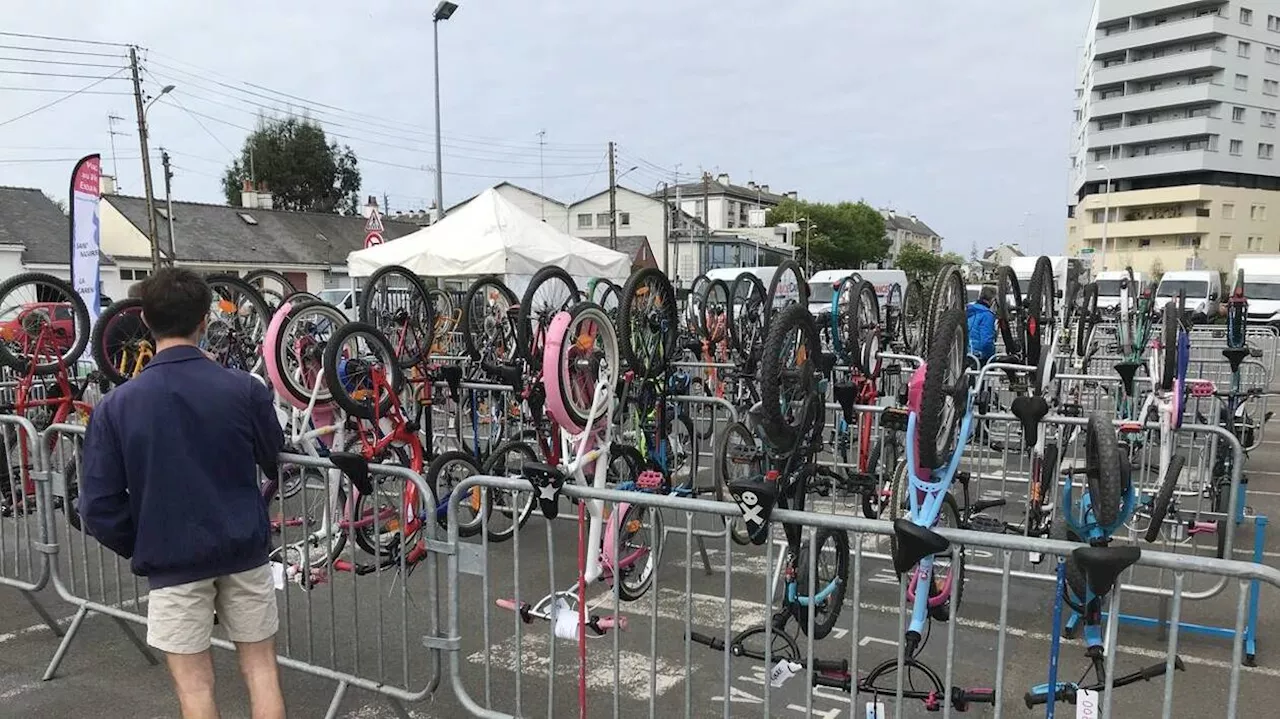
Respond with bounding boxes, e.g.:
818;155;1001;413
1097;163;1112;273
432;1;458;221
140;83;174;271
799;217;817;276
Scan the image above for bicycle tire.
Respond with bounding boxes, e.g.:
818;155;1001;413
901;279;925;354
1227;268;1247;349
791;527;849;639
994;266;1023;355
551;302;621;429
426;450;484;537
359;264;434;368
882;282;903;349
321;321;403;420
918;305;968;469
1075;283;1098;360
847;280;881;378
765;260;808;330
205;274;270;373
922;265;964;353
1025;257;1055;374
758;304;822;450
244;269;297;310
685;273;709;335
699;279;731;344
1084;413;1123;529
517;266;578;373
928;492;965;621
729;272;767;364
1053;520;1088;613
272;299;346;407
1159;296;1178;391
617;268;677;379
614;503;662;601
828;275;856;360
0;272;91;375
90;298;152;386
1029;443;1058;526
1143;454;1185;543
460;275;518;363
349;442;416;559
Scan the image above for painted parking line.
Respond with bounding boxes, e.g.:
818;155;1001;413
0;595;148;646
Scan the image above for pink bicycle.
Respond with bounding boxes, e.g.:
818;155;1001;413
496;300;663;637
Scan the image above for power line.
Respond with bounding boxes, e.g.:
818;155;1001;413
0;68;127;128
0;55;128;69
0;69;127;80
161;91;237;157
0;85;131;95
0;31;129;48
0;43;127;58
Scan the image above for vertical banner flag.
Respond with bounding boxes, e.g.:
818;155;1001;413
69;154;102;324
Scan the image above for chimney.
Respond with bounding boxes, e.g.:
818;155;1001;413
240;179;256;209
99;175;117;195
256;181;273;210
910;214;918;222
747;181;758;191
785;191;798;200
716;173;730;186
760;184;770;194
361;195;379;219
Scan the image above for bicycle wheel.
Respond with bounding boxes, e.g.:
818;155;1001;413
1159;295;1179;391
994;266;1023;356
461;276;518;364
927;492;965;621
922;265;964;353
272;299;346;407
1025;257;1056;374
699;279;731;345
350;445;426;560
244;269;296;311
1227;269;1246;349
613;502;663;601
917;306;968;469
848;280;881;378
427;450;484;537
428;288;457;355
617;268;677;379
791;527;849;639
1075;282;1098;360
829;275;858;361
593;279;620;324
205;275;270;374
685;274;709;337
551;302;621;430
359;265;433;368
90;298;153;386
729;272;767;363
716;420;762;546
0;272;90;375
758;304;822;450
901;279;925;354
321;321;403;420
518;266;579;373
1143;454;1185;543
882;282;903;350
766;260;808;330
1028;443;1058;531
1084;413;1123;529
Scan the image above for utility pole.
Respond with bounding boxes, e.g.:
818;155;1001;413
701;172;710;277
607;141;618;250
161;148;175;265
661;182;670;275
129;46;161;272
107;114;126;188
383;192;390;215
537;130;547;220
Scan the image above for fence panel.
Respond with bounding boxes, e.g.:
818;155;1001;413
0;413;60;634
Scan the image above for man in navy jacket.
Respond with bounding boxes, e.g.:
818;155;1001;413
80;268;285;719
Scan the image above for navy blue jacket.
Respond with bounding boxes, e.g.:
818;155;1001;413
79;345;284;589
966;301;997;363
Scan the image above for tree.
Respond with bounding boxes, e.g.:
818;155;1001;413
765;198;889;270
222;116;361;214
896;243;966;284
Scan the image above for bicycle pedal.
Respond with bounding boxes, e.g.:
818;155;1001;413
880;407;910;431
968;514;1007;534
636;470;664;491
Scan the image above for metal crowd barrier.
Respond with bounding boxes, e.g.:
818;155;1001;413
0;415;62;636
35;425;445;719
441;475;1278;719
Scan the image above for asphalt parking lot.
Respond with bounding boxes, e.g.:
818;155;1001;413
1;416;1278;718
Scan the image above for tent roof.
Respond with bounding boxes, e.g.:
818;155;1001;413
347;188;631;279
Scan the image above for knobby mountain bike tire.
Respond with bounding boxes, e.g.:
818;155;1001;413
1160;296;1179;391
1075;283;1098;361
918;304;967;470
758;304;822;450
765;260;808;331
91;297;152;386
729;271;767;364
518;265;578;373
1084;413;1123;529
460;276;518;364
1143;454;1185;543
1025;256;1055;376
848;279;881;379
995;266;1023;356
0;271;91;375
830;275;858;361
618;268;677;379
900;279;925;354
922;265;964;355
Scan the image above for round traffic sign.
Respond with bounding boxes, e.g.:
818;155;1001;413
364;231;383;248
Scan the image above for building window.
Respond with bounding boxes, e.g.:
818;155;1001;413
619;212;630;228
1231;139;1244;155
1270;14;1280;31
1265;111;1278;127
1260;143;1276;159
1268;79;1280;95
594;213;609;228
1224;203;1236;219
120;269;151;281
1179;236;1201;247
1242;7;1254;25
1249;236;1263;250
576;213;592;229
1240;41;1253;58
1139;238;1152;247
1236;74;1249;91
1269;47;1280;63
1252;204;1268;220
1220;235;1233;250
1234;106;1247;122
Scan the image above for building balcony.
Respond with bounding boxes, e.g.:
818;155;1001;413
1094;14;1229;55
1075;215;1212;240
1086;148;1217;180
1092;48;1226;86
1088;115;1218;149
1090;82;1221;117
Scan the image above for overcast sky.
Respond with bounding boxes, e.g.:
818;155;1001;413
1;1;1091;255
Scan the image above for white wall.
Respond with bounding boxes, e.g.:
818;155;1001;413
0;247;26;285
568;188;666;270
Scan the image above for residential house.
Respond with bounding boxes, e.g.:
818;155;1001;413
0;185;120;297
882;209;943;263
658;172;794;231
567;185;670;271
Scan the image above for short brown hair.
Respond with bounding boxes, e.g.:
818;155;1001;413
139;268;211;339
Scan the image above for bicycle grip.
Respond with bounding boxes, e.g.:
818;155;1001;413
1140;656;1185;680
811;657;848;674
811;673;852;692
959;688;996;705
1023;691;1048;708
686;631;724;650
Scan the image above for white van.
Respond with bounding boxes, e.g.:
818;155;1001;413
805;269;909;319
1155;270;1221;321
1094;270;1146;311
1233;255;1280;325
1009;255;1086;297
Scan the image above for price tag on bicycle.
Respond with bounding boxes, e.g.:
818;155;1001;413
865;702;886;719
1076;688;1100;718
768;659;800;687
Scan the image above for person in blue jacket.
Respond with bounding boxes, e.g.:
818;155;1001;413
966;285;997;364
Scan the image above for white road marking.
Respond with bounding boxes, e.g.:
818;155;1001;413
0;595;147;645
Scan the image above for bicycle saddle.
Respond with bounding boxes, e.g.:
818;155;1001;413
329;452;372;496
1113;361;1142;397
1009;395;1050;447
437;364;463;400
891;519;950;576
1222;347;1250;372
481;362;524;394
1072;545;1140;599
831;382;857;424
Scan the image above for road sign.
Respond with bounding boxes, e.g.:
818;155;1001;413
365;209;384;233
364;231;383;248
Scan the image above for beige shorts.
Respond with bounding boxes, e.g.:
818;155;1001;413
147;564;279;654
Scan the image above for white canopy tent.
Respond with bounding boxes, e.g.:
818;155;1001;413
346;188;631;296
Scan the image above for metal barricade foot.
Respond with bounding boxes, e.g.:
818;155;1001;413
22;590;63;638
41;605;88;681
323;681;349;719
112;615;158;666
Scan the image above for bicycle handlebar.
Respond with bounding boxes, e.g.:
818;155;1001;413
1023;657;1184;708
687;631;848;674
812;674;995;711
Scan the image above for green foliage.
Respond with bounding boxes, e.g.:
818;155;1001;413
765;198;889;271
1149;258;1165;283
896;243;965;283
222;116;361;214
